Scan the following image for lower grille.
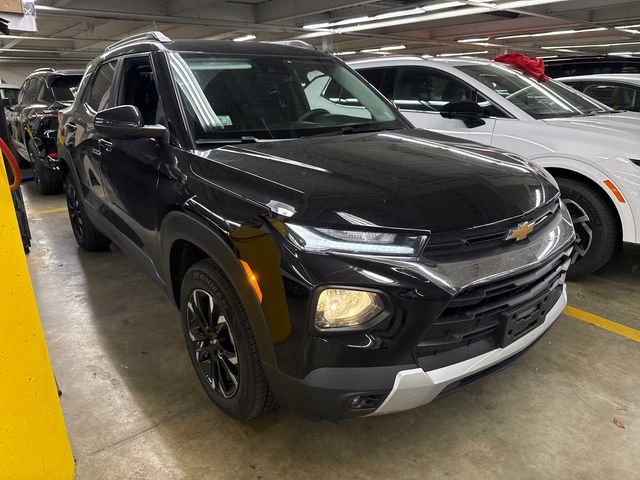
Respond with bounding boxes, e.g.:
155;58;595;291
416;251;570;370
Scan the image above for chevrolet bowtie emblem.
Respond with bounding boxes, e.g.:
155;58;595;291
505;222;535;241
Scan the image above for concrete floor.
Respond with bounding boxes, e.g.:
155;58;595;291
21;182;639;480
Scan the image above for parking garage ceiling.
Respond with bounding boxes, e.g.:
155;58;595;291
3;0;640;65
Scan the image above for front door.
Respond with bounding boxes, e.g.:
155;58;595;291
98;53;166;277
392;66;497;145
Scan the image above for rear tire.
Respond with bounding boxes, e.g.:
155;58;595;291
180;259;274;420
29;140;62;195
557;177;618;279
64;172;110;251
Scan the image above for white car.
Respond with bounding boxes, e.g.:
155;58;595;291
349;56;640;277
558;74;640;113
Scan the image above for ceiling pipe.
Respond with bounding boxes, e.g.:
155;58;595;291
34;5;305;33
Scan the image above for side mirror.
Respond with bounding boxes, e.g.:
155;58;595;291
440;101;486;128
94;105;166;140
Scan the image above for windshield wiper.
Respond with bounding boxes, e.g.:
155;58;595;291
195;136;259;147
304;124;397;138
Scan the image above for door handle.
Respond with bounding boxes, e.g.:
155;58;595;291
98;138;113;152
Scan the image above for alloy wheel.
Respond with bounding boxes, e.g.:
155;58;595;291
187;288;239;399
564;198;593;264
66;181;83;240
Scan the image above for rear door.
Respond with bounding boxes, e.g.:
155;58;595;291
65;60;118;208
10;78;38;158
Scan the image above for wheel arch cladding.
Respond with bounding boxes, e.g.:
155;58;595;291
161;211;277;368
546;167;622;246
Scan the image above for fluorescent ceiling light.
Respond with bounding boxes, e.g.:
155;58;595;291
360;44;406;53
233;34;256;42
437;50;489;56
615;24;640;29
538;55;558;59
458;37;490;43
303;1;464;30
542;41;640;50
333;51;357;56
495;27;607;40
608;52;640;56
329;0;573;34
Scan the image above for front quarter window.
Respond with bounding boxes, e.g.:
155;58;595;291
167;51;403;144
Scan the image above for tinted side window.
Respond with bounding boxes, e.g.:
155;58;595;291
582;82;639;111
22;79;39;104
86;61;117;111
393;67;474;111
17;79;30;104
36;79;54;103
117;55;161;125
358;67;395;97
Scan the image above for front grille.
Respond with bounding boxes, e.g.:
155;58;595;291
416;250;570;370
423;198;560;261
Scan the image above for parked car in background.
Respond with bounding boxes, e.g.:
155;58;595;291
558;74;640;112
58;33;574;421
545;56;640;78
351;56;640;278
7;67;83;193
0;84;20;107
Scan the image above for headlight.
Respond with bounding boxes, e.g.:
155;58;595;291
285;223;427;255
315;288;383;329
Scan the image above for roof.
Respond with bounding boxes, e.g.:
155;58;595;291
545;56;640;65
28;68;84;78
349;55;498;69
97;32;329;65
557;73;640;84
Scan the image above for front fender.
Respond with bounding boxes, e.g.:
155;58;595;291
532;156;636;244
160;211;277;369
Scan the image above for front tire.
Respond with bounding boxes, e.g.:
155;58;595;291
180;259;273;420
557;177;618;279
65;172;111;251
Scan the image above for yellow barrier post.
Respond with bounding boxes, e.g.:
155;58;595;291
0;158;74;478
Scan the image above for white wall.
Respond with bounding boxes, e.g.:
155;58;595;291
0;62;88;86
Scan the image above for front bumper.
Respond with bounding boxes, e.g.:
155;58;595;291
369;284;567;416
241;202;575;420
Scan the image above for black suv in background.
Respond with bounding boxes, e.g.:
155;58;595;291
58;33;574;421
8;67;83;193
545;56;640;78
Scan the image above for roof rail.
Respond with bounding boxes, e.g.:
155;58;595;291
105;31;171;52
33;67;55;73
266;40;315;51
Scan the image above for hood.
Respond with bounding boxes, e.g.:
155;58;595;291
189;129;558;233
543;112;640;159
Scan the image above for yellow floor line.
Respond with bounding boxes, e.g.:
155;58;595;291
564;306;640;343
30;207;68;216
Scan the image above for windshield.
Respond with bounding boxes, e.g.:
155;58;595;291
50;75;82;102
168;52;405;144
458;63;611;119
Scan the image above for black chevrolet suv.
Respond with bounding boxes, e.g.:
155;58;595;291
8;67;82;194
58;32;575;421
